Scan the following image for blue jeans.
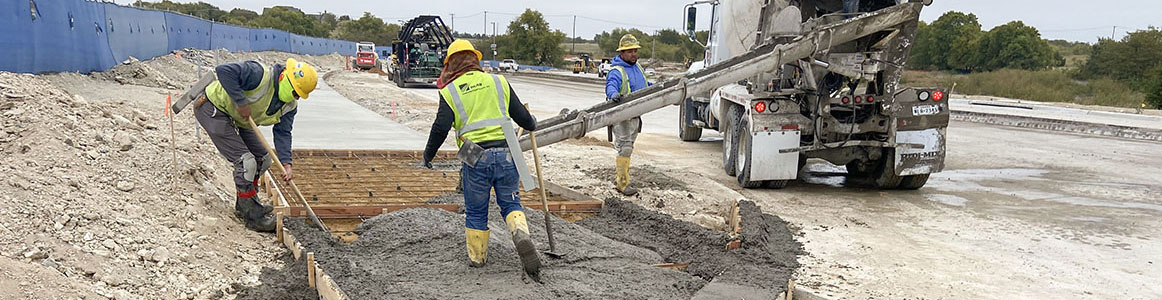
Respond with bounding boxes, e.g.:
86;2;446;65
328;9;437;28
463;148;523;231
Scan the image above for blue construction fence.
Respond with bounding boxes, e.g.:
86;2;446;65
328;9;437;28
0;0;359;74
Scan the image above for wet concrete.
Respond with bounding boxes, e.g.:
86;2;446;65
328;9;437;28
271;194;804;299
234;253;314;300
578;198;803;297
284;206;707;299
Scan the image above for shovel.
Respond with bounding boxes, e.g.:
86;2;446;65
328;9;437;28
527;111;565;259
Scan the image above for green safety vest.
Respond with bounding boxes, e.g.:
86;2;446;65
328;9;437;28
439;71;513;147
613;64;648;96
204;62;298;129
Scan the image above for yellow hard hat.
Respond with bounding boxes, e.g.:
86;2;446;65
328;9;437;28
284;58;317;99
445;39;482;64
616;34;642;52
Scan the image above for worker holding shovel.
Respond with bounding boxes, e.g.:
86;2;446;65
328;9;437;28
421;40;542;279
186;58;317;232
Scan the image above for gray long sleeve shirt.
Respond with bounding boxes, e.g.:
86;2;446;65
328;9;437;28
214;61;296;164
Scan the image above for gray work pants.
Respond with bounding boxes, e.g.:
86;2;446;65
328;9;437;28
194;102;269;191
612;117;641;157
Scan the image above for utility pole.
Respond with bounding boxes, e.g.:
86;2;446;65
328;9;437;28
450;13;455;33
491;22;497;60
483;11;487;38
1112;26;1117;39
572;15;577;54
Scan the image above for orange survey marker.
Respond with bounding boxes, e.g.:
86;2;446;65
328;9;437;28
164;94;172;116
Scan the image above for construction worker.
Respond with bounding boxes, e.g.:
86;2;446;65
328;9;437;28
605;34;651;196
193;58;317;232
421;40;542;278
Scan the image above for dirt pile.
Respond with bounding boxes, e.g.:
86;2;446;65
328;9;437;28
578;198;803;297
0;48;347;299
286;205;706;300
92;49;346;90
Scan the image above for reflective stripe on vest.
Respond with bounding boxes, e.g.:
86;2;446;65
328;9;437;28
441;72;511;146
204;62;295;128
613;64;647;96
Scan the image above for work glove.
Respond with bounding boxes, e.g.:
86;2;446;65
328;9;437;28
608;94;623;103
422;161;434;169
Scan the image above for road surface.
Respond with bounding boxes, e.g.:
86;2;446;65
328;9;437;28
364;72;1161;299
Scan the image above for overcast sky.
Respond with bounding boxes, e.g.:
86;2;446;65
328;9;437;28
179;0;1156;43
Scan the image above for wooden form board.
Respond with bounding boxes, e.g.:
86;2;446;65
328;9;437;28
277;217;350;300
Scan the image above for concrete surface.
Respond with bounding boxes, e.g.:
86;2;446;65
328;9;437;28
259;79;429;150
950;97;1162;130
457;74;1162;299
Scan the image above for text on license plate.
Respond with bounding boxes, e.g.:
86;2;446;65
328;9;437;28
912;105;940;116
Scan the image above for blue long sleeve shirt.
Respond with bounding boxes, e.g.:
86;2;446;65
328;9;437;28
215;61;296;165
604;55;651;99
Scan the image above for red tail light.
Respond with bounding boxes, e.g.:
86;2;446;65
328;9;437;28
866;96;874;103
932;90;944;101
855;96;863;103
842;97;850;104
754;101;767;113
781;124;799;130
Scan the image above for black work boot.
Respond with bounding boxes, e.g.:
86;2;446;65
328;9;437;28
237;195;276;232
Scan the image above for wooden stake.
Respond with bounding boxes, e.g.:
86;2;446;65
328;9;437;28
168;93;179;196
307;252;317;288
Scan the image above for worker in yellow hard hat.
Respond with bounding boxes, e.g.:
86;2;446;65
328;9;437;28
192;58;317;232
605;34;651;196
423;39;542;280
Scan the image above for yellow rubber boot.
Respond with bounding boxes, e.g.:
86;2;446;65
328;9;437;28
615;156;638;196
465;228;489;267
505;211;542;280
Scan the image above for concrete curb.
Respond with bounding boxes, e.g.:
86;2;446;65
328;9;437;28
951;110;1162;142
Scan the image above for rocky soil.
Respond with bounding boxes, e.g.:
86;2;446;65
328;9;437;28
0;49;342;299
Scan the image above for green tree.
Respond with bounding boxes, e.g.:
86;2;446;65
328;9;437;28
248;6;331;37
331;12;400;45
496;9;567;67
224;8;258;26
973;21;1060;71
1079;28;1162;91
910;11;982;71
1148;65;1162;108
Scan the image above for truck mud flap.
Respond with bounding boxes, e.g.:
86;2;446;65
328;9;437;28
750;130;800;181
894;128;945;176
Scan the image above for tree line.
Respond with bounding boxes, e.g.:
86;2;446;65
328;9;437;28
131;1;401;46
909;11;1162;108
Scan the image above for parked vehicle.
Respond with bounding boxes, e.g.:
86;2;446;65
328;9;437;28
498;59;519;72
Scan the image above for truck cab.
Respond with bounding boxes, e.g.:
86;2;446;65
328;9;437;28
679;0;946;189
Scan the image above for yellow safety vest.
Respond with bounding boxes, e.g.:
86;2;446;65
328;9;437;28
204;62;298;128
613;64;648;96
439;71;513;147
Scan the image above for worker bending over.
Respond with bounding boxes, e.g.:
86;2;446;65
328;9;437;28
421;40;542;278
605;34;651;196
193;58;317;232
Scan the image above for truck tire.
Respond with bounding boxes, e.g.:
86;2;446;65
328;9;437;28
394;71;406;88
897;174;930;190
735;116;764;189
723;105;742;176
679;98;703;142
871;148;903;189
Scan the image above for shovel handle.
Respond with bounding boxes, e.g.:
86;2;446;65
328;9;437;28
246;118;329;233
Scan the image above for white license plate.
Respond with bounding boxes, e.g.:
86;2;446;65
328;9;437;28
912;105;940;116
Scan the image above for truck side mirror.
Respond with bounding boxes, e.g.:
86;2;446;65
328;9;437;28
685;7;697;37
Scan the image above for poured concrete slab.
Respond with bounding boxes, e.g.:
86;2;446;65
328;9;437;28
260;79;433;151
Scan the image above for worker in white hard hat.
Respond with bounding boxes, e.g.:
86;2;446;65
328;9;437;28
192;58;317;232
421;39;542;280
605;34;651;196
